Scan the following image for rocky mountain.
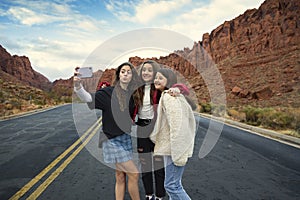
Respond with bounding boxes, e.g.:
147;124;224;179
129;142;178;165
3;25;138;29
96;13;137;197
198;0;300;108
129;0;300;109
0;45;52;91
0;45;71;117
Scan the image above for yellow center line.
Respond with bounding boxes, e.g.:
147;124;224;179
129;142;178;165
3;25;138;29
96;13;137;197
9;117;102;200
26;121;102;200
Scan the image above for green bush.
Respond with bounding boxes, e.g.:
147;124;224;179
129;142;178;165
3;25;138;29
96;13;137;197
33;99;46;106
243;106;262;126
212;104;226;117
200;103;212;113
290;109;300;134
200;103;226;117
243;106;296;131
259;109;293;129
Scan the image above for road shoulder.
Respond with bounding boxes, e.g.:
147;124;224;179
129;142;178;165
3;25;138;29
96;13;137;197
197;112;300;148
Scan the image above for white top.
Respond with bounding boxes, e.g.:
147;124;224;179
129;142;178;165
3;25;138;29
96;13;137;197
138;84;154;119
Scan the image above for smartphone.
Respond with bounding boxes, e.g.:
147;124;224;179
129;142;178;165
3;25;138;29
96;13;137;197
78;67;93;78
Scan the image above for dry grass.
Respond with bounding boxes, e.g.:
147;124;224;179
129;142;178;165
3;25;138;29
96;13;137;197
200;103;300;138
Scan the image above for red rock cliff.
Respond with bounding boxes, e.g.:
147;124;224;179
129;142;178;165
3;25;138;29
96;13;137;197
128;0;300;108
0;45;52;91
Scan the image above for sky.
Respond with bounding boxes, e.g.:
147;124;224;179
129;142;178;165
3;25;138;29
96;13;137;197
0;0;265;82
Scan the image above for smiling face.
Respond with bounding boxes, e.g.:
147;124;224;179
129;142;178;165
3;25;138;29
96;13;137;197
119;65;133;85
141;63;154;83
154;72;168;91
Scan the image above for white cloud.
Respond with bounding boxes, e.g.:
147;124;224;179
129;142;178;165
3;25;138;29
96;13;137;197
4;1;72;26
164;0;265;40
103;0;264;41
4;0;108;35
105;0;191;24
23;37;100;81
7;7;55;25
133;0;191;23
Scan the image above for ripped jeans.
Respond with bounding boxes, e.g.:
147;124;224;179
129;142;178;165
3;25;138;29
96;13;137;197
137;125;165;198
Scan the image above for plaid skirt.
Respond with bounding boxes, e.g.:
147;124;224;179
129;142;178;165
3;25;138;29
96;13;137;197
102;133;133;163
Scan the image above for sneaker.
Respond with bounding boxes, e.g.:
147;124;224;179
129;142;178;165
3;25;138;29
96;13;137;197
145;194;155;200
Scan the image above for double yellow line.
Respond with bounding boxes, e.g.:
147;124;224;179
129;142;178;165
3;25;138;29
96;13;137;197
9;117;102;200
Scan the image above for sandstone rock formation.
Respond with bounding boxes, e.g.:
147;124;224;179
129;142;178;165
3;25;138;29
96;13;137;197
202;0;300;108
0;45;52;91
128;0;300;108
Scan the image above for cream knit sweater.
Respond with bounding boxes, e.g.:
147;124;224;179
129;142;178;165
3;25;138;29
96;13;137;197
150;91;196;166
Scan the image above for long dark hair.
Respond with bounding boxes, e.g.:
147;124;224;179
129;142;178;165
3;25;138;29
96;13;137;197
157;68;178;90
113;62;139;90
158;68;197;110
113;62;140;110
136;60;161;107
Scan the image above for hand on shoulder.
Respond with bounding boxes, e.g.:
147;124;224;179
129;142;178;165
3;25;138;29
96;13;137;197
167;87;181;97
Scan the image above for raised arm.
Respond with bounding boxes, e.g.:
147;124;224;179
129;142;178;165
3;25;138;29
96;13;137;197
73;67;92;102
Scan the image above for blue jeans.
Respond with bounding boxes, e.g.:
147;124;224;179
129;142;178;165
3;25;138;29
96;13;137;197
164;156;191;200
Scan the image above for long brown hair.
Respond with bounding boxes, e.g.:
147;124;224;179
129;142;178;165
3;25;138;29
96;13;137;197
136;60;161;107
157;68;178;90
113;62;140;111
158;68;197;110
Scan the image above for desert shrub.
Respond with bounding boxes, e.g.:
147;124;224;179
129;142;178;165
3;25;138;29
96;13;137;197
10;99;22;110
45;91;68;104
227;108;246;122
33;99;46;106
243;106;296;131
289;108;300;134
62;96;72;103
243;106;262;125
200;103;212;113
0;91;3;100
212;104;226;117
200;103;227;117
259;108;293;129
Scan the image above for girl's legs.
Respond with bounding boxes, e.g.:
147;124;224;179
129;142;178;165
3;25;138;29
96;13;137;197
138;137;166;199
153;155;165;198
116;160;140;200
138;137;154;197
164;156;191;200
115;170;126;200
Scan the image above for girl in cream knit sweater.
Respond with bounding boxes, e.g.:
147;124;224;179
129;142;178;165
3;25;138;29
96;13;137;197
150;68;196;200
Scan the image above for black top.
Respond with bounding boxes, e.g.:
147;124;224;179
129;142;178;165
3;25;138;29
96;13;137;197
87;86;135;139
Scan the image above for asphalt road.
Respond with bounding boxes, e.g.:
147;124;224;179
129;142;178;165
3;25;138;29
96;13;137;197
0;104;299;200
